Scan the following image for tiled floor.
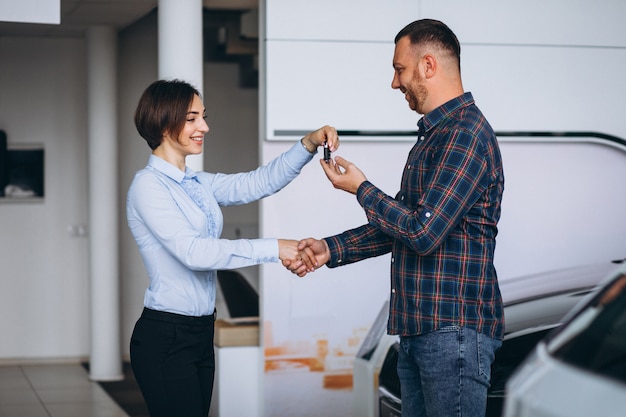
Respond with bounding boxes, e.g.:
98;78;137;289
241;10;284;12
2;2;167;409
0;363;129;417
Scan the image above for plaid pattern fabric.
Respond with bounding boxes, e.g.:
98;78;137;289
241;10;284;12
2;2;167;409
325;92;505;339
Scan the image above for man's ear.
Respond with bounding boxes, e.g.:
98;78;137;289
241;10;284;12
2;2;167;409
422;53;437;79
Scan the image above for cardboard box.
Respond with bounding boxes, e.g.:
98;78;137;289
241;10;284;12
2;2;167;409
214;318;259;347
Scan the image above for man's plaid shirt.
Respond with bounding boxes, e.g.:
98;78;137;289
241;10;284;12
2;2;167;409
325;92;505;340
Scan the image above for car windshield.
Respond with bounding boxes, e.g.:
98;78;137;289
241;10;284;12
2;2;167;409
547;273;626;384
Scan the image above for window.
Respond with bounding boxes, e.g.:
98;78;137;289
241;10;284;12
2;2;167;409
0;131;44;199
550;273;626;384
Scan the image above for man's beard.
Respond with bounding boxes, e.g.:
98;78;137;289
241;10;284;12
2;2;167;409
407;83;428;114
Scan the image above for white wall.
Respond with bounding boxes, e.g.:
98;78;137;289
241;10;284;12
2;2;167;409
262;0;626;280
0;36;89;359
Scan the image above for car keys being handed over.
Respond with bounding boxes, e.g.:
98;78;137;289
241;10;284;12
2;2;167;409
323;140;331;163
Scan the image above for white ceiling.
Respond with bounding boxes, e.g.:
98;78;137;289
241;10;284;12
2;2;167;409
0;0;258;37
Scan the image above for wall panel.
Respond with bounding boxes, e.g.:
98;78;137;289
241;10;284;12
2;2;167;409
265;40;415;140
266;0;417;41
421;0;626;47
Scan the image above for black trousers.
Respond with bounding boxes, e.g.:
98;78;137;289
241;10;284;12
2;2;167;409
130;308;216;417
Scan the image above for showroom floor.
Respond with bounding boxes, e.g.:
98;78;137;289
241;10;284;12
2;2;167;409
0;363;129;417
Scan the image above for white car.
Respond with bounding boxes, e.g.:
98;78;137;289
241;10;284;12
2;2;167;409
377;260;624;417
503;260;626;417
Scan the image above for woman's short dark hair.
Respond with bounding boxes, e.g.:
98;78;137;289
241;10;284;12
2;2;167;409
395;19;461;66
134;79;201;150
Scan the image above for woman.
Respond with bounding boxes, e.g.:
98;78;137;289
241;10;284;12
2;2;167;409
127;79;338;417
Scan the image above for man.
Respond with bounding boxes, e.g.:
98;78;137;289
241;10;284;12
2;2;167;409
285;19;504;417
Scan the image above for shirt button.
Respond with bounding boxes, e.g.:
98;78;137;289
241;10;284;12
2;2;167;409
407;165;411;170
400;196;404;201
425;212;431;218
391;288;396;294
420;136;425;141
391;257;394;263
337;259;343;264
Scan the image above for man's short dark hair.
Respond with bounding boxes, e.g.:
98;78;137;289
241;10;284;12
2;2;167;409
395;19;461;65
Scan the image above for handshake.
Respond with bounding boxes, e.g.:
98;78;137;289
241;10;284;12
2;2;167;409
278;238;330;277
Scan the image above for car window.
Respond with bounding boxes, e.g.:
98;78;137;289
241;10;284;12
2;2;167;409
549;273;626;384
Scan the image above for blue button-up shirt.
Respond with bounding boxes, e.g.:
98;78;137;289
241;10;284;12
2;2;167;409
127;142;315;316
325;92;505;339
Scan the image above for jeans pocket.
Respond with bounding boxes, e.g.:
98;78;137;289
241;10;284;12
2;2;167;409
477;332;501;383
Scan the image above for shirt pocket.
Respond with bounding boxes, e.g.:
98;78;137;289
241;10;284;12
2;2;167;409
404;145;439;202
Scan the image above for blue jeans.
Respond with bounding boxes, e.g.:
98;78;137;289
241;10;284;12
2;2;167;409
397;326;501;417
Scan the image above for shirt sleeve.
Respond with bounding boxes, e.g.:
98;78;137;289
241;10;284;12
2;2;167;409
127;171;280;271
207;140;315;206
356;129;488;255
324;224;393;268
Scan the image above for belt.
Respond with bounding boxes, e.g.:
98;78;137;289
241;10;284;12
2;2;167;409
141;307;216;325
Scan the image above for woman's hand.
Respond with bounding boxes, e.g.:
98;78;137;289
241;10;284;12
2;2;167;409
277;239;300;262
301;125;339;153
281;238;330;277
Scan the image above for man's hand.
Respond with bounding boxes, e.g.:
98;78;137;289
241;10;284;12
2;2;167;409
282;238;330;277
320;155;367;195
